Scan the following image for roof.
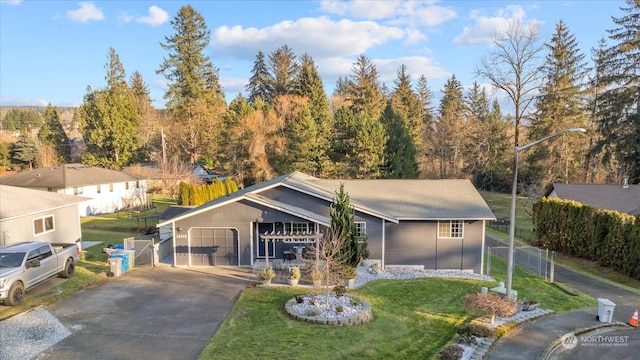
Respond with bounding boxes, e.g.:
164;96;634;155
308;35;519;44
0;185;86;221
158;172;495;227
548;183;640;215
0;164;142;188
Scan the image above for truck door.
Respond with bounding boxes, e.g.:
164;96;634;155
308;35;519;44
24;249;44;288
36;245;57;280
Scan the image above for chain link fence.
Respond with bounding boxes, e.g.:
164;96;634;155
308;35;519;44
486;245;556;282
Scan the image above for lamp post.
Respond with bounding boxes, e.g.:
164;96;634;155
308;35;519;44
505;127;586;299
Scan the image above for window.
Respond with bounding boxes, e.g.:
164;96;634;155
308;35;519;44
136;180;140;188
126;182;130;190
73;186;83;195
96;184;101;194
37;245;53;259
438;220;464;238
34;215;55;235
290;222;309;233
355;222;367;241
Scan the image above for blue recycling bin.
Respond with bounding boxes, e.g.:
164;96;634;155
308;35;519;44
109;252;129;274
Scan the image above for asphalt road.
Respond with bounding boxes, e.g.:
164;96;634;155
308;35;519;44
485;236;640;305
557;327;639;360
35;266;252;360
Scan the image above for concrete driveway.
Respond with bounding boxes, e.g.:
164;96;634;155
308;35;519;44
36;266;252;360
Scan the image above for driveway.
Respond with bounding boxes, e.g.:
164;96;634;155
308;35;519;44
35;266;252;360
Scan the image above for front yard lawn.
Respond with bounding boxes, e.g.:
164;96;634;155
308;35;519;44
201;268;596;360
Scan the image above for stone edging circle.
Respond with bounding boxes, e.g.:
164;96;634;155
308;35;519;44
284;296;373;326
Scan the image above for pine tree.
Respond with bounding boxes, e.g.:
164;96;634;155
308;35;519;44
295;54;332;176
157;5;225;163
381;104;418;178
331;183;363;267
347;54;386;120
38;104;69;164
130;71;160;163
246;51;271;103
268;45;299;98
354;112;386;179
435;75;465;178
11;133;38;169
525;20;589;186
596;0;640;183
329;106;359;178
389;65;425;170
80;47;139;168
415;75;436;177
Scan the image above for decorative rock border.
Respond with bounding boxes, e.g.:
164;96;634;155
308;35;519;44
284;296;373;326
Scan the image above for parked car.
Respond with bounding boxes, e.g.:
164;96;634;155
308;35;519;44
0;241;80;305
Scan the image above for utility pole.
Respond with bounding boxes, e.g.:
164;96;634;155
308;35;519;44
161;127;167;164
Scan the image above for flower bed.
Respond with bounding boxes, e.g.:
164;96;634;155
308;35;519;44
284;293;373;326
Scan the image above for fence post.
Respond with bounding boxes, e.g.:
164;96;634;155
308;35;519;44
487;247;491;276
550;251;556;283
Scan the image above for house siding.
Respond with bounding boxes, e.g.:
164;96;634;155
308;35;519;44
384;220;483;273
57;180;148;216
0;205;82;247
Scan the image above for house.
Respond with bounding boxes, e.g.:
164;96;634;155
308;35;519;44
0;185;85;247
547;182;640;216
0;163;148;217
156;172;495;273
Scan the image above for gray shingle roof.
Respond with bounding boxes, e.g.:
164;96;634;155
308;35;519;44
0;185;86;220
549;183;640;215
0;164;142;188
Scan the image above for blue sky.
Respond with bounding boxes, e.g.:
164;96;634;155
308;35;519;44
0;0;626;109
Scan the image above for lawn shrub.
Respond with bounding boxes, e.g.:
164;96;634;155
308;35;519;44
437;344;464;360
457;323;493;338
463;293;517;323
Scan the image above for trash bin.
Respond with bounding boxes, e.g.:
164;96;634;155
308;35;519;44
109;252;129;274
597;298;616;323
108;257;122;277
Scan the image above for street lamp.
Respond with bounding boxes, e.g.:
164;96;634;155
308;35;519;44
505;127;587;299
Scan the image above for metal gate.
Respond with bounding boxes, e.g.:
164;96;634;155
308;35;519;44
486;245;556;281
124;237;155;266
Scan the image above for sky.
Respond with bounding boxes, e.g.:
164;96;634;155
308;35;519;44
0;0;627;109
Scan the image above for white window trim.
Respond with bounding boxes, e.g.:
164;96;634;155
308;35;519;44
355;221;367;241
34;215;55;236
437;220;464;239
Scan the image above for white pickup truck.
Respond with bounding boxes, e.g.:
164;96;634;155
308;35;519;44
0;241;80;305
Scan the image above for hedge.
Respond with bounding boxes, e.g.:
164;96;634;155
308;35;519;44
532;198;640;280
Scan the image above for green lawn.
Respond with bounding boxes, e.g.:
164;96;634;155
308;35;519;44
201;263;596;360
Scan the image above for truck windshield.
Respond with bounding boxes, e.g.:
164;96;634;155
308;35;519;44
0;252;26;268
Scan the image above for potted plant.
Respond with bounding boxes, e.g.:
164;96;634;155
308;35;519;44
288;266;300;286
257;267;275;286
310;268;322;288
342;266;357;288
334;285;347;297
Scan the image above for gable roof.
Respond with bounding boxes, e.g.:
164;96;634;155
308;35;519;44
548;183;640;215
158;172;495;227
0;185;86;221
0;163;142;189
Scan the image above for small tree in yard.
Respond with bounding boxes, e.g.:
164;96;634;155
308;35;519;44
304;227;347;306
464;293;518;325
331;183;368;267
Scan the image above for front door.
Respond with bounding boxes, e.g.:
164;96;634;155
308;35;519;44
257;223;275;258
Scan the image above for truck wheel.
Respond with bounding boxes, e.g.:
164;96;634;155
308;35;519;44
60;259;75;278
6;282;25;306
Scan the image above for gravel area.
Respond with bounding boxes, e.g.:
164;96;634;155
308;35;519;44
354;265;494;288
0;307;71;360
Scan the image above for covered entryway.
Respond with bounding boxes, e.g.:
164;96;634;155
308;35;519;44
175;227;238;266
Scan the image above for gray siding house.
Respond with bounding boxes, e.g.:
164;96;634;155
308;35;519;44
0;185;85;247
156;172;495;273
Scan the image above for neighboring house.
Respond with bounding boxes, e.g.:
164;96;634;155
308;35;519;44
547;182;640;216
123;162;220;185
157;172;495;273
0;164;148;217
0;185;85;247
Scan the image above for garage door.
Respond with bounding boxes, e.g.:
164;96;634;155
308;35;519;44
187;228;238;266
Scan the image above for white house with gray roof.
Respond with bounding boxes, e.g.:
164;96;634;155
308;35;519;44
0;185;85;246
0;163;148;216
157;172;495;273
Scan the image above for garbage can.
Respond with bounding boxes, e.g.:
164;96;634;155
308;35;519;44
109;252;129;274
597;298;616;323
108;257;122;277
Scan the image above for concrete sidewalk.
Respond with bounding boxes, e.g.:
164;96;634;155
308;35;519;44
486;305;637;360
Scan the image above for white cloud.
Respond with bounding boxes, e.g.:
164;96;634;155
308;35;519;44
319;0;457;27
66;2;104;23
136;5;169;27
0;96;49;106
212;16;405;60
0;0;23;5
117;11;133;24
453;5;538;46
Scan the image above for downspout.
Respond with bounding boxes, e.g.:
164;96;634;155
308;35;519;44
381;219;385;271
480;220;486;275
172;221;176;267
